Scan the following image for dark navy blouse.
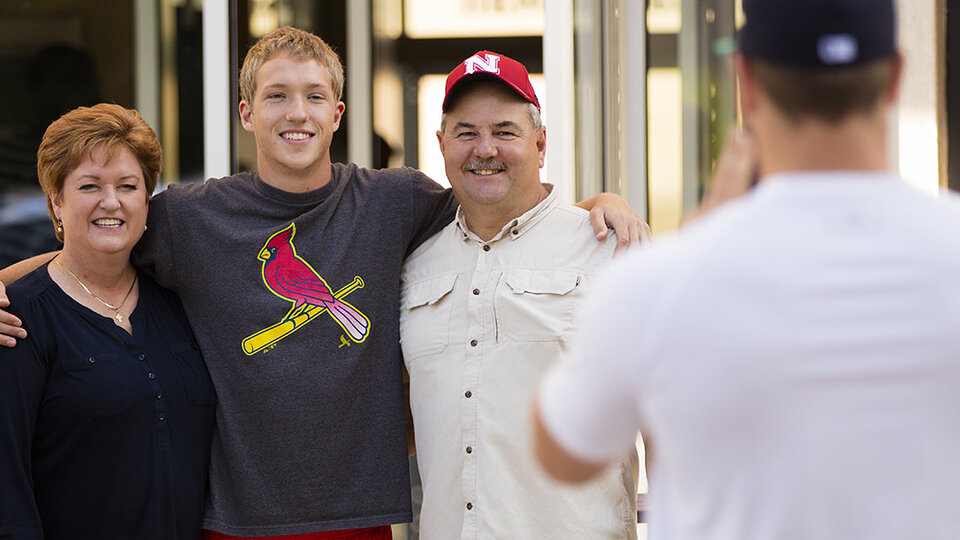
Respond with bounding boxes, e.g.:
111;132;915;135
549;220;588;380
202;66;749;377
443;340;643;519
0;263;215;539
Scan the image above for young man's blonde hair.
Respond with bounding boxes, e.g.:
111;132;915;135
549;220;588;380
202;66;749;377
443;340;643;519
239;26;345;105
37;103;161;242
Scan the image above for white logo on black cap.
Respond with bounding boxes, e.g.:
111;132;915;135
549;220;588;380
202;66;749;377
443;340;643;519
817;34;858;65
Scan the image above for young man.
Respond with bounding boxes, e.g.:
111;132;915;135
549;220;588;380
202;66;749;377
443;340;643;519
401;52;638;539
535;1;960;539
0;27;644;539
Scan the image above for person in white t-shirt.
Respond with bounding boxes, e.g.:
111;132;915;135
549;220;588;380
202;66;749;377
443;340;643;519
534;0;960;539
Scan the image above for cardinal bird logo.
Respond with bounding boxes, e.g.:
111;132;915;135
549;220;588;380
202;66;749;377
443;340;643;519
240;223;370;355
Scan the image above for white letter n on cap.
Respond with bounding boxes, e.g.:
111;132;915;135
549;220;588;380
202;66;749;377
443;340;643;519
465;53;501;75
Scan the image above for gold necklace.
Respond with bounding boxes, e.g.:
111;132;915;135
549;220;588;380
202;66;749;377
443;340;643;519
54;258;138;323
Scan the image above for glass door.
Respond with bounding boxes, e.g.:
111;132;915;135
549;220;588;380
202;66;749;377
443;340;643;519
0;0;205;265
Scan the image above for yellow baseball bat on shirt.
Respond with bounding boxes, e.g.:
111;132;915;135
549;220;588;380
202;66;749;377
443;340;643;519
242;276;364;355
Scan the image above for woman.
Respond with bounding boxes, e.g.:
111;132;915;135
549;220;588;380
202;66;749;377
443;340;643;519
0;104;215;539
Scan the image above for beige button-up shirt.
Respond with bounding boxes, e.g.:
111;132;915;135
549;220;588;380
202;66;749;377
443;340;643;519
400;186;638;539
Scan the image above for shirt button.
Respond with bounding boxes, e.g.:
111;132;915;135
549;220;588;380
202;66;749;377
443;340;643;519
482;245;490;252
158;414;165;422
466;446;473;454
138;353;146;361
156;393;162;400
464;390;472;398
472;288;480;295
466;502;473;510
147;373;156;380
88;357;96;364
470;339;478;347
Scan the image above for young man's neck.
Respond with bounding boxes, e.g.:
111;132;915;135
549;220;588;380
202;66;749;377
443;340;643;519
258;159;334;193
756;107;889;177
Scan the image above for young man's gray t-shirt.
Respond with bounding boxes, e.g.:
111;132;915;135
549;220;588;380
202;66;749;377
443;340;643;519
134;164;456;536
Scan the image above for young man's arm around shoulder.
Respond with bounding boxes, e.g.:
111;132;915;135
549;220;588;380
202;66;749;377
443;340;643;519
0;252;58;346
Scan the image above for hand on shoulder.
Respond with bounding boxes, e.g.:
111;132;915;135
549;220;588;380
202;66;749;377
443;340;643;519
0;280;27;347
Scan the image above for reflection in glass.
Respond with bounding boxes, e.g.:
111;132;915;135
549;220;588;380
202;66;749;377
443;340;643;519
404;0;544;38
647;0;681;34
0;1;134;265
647;68;683;233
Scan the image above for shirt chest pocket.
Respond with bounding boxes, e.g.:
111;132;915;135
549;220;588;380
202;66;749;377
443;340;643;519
400;273;458;363
62;353;133;417
496;269;582;343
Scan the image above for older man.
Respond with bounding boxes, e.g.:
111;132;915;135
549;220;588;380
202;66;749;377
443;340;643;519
401;51;640;539
535;1;960;539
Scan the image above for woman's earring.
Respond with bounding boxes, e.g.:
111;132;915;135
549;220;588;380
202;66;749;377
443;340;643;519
56;220;63;233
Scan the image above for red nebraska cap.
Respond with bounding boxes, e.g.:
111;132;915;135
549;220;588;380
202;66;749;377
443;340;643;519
442;50;540;112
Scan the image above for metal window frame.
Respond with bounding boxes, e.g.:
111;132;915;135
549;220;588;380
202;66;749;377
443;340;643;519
203;0;233;179
546;0;648;217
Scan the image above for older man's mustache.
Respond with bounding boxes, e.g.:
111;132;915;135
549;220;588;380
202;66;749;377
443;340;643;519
464;158;507;172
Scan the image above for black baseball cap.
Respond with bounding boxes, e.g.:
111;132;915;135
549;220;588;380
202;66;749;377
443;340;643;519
738;0;896;67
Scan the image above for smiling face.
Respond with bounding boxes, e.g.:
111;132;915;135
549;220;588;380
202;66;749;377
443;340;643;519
239;52;345;191
438;81;546;221
50;145;149;260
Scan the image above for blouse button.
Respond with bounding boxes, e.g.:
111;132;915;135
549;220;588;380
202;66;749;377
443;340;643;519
466;502;473;510
464;390;472;398
472;288;480;295
470;339;478;347
466;446;473;454
482;245;490;252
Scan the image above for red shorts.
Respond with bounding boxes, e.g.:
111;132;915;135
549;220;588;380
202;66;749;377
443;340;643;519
201;525;392;540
